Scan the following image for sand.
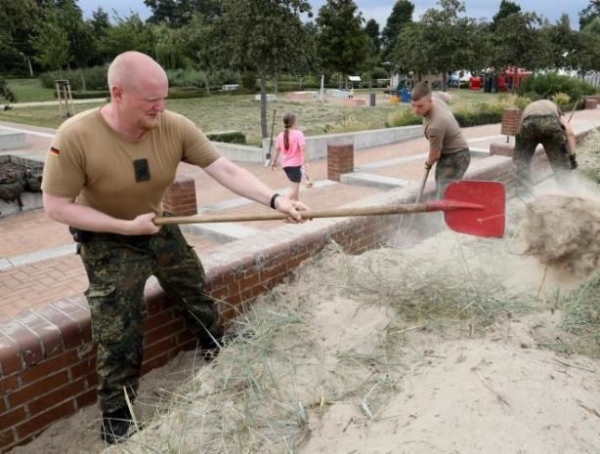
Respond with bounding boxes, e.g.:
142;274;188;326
9;185;600;454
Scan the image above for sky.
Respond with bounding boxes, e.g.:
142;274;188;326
78;0;590;30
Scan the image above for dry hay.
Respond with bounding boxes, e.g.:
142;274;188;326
576;128;600;183
521;193;600;278
12;224;600;454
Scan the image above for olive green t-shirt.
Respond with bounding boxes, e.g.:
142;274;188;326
41;108;220;220
422;98;469;155
521;99;561;120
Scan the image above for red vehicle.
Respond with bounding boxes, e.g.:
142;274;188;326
498;67;531;91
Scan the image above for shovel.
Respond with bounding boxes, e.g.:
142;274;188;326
155;180;505;238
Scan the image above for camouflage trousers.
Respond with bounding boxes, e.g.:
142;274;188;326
435;149;471;198
78;224;219;414
513;115;572;197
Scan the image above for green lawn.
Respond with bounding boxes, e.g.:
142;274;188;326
0;83;504;144
4;78;56;103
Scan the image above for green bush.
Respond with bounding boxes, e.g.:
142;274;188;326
40;66;109;91
240;72;257;91
518;73;597;103
387;109;422;127
168;89;208;99
454;103;503;127
206;130;246;144
167;69;206;89
70;91;110;99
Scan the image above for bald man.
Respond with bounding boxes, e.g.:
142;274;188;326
41;51;307;444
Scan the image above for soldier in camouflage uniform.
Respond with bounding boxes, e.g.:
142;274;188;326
411;82;471;198
41;51;306;444
514;99;577;196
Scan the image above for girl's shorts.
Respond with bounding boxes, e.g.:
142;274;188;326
283;166;302;183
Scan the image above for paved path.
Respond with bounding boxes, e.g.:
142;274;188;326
1;108;599;318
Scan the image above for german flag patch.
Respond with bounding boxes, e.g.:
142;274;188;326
48;146;60;156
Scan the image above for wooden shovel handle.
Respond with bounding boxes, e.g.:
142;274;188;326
154;203;438;225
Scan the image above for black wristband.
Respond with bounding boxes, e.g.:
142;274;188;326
269;193;280;210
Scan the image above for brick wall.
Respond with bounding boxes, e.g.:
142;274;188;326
500;107;521;137
0;150;556;452
327;143;354;181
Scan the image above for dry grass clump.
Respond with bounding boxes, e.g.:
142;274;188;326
108;232;564;454
554;273;600;357
576;128;600;183
336;236;538;331
521;194;600;278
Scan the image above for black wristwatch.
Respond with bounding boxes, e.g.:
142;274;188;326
270;193;281;209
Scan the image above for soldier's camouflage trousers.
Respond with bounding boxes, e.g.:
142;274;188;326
435;148;471;198
77;224;219;413
513;115;572;196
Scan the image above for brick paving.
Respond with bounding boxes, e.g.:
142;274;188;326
1;109;599;319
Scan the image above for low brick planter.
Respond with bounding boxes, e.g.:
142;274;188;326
500;108;522;137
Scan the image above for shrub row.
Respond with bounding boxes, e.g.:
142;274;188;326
206;130;246;144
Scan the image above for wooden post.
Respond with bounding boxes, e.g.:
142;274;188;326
55;79;74;118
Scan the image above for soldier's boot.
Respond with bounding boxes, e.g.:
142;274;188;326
101;407;135;445
198;326;254;362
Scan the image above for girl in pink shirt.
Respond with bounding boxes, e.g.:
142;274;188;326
269;112;308;201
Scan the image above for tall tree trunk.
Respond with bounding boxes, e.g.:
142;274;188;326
204;74;210;94
79;69;87;92
26;58;34;77
260;67;268;138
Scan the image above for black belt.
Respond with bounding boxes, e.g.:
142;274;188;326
523;114;558;121
69;226;153;243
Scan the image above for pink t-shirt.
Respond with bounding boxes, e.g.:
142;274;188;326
276;129;306;167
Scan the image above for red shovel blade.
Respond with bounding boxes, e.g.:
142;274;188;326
432;181;505;238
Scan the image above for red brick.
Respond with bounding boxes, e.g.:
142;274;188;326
144;320;183;347
0;395;6;414
51;299;92;341
33;306;83;349
9;371;69;408
15;400;75;439
28;379;85;416
141;352;170;374
0;374;20;397
75;388;97;409
5;324;43;367
21;350;78;385
70;358;96;382
0;406;26;429
0;339;23;376
0;429;15;451
144;310;175;331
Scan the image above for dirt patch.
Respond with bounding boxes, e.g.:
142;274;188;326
522;193;600;278
9;196;600;454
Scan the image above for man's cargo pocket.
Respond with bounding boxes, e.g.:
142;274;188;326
85;284;123;342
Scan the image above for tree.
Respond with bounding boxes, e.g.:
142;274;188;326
31;17;70;70
491;0;521;31
572;28;600;71
542;14;579;70
88;8;112;66
390;22;430;76
221;0;313;138
416;0;479;89
315;0;371;79
144;0;221;27
98;13;155;59
487;12;550;77
0;0;42;74
364;19;382;53
178;13;225;92
381;0;414;56
579;0;600;30
152;24;189;70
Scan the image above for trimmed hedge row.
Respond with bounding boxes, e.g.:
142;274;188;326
206;130;246;144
